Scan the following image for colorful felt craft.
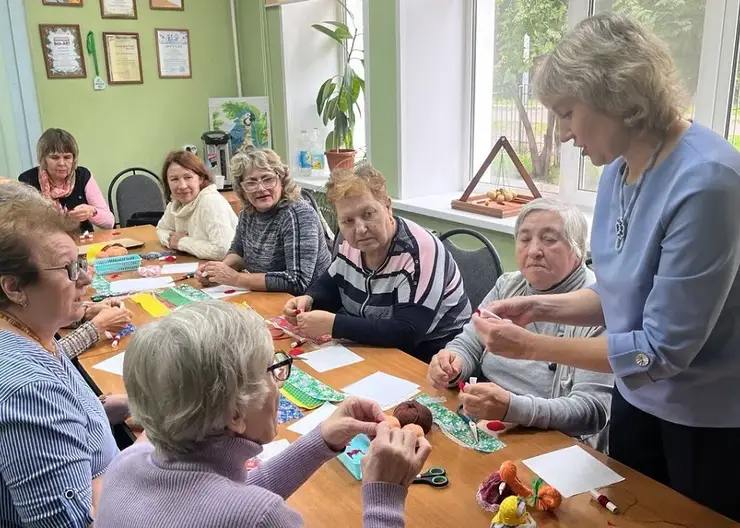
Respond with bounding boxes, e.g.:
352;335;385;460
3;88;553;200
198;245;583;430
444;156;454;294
280;384;324;410
277;394;304;424
266;316;333;345
158;288;193;307
284;367;346;402
337;434;371;480
130;293;171;318
490;496;537;528
174;284;213;302
416;395;506;453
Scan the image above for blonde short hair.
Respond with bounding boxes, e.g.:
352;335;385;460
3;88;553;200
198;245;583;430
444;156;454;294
325;163;389;206
230;148;301;212
534;13;686;134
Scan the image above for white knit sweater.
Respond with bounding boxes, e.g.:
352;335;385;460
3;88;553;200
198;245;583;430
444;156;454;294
156;185;238;260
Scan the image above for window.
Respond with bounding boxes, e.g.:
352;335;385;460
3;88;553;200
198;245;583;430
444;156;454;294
472;0;740;207
345;0;367;159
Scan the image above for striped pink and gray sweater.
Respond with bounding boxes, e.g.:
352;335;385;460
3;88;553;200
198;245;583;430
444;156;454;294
95;428;407;527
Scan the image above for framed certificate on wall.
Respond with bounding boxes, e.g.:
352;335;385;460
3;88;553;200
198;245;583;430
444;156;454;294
150;0;184;10
103;32;143;84
155;29;192;79
99;0;137;19
39;24;87;79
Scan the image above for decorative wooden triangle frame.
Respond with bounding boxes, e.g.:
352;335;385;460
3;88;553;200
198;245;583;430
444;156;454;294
452;136;542;218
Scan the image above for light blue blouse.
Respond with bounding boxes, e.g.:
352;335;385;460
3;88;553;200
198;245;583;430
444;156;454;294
0;330;119;527
591;122;740;427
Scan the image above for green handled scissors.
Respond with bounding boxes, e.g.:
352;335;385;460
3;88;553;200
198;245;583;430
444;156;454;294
412;466;449;488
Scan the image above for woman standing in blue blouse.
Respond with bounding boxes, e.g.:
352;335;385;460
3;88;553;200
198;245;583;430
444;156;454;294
472;14;740;521
0;181;118;526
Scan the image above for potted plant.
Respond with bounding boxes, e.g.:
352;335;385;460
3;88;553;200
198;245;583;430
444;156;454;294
313;1;364;170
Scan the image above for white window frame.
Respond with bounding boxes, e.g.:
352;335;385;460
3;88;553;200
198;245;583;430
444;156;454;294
471;0;740;210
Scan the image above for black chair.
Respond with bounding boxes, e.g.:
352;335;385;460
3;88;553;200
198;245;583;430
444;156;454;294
438;228;505;309
301;189;335;252
108;167;166;228
585;250;593;270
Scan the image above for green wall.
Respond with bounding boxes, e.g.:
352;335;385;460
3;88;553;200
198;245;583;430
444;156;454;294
0;44;23;178
25;0;238;190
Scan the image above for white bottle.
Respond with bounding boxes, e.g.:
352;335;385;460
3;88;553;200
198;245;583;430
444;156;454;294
298;130;312;177
310;128;325;176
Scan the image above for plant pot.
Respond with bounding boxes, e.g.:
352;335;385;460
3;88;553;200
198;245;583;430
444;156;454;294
325;149;356;171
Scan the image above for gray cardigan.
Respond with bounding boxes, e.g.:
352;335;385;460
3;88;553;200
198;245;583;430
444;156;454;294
446;266;613;451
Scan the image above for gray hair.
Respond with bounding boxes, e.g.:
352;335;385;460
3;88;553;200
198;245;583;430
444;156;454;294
514;198;588;262
123;301;274;456
533;13;685;134
0;180;45;205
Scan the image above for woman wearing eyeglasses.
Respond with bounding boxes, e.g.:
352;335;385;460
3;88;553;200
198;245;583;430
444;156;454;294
0;181;118;527
156;150;238;260
96;301;431;528
196;148;331;295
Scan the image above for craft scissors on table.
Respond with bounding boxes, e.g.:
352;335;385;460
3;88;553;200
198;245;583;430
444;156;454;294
456;404;479;445
412;466;449;488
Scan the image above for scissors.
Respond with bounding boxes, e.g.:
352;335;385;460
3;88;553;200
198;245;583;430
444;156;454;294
457;404;479;445
412;466;449;488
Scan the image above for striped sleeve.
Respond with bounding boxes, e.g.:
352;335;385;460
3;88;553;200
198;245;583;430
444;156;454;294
57;322;100;360
0;381;94;527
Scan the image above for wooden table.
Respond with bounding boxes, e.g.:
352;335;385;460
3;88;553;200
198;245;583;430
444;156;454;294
78;226;738;528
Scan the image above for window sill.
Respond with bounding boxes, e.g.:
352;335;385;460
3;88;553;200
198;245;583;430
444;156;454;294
294;176;593;238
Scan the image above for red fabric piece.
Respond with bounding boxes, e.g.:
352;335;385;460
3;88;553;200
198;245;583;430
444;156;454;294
457;380;466;391
487;421;506;432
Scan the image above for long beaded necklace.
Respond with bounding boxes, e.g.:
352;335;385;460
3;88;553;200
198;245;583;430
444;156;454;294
614;137;665;253
0;311;57;355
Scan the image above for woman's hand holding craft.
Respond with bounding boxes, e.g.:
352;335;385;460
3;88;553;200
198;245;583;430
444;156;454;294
482;296;540;327
459;382;511;421
68;204;96;222
200;261;240;286
428;349;463;389
361;422;432;487
296;310;334;338
472;314;538;361
91;306;132;334
195;262;216;286
284;295;314;325
320;397;386;451
85;298;123;320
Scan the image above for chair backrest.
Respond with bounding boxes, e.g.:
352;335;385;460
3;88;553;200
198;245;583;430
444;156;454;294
301;188;335;252
108;168;166;228
438;228;505;309
332;231;345;258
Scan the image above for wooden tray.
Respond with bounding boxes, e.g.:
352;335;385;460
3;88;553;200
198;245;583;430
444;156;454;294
451;136;541;219
77;238;145;255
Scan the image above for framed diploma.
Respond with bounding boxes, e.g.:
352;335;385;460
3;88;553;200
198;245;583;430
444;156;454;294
99;0;137;19
155;29;192;79
103;32;143;84
39;24;87;79
150;0;184;10
42;0;83;6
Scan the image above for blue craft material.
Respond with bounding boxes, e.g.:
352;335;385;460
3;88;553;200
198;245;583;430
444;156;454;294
277;394;303;424
118;323;136;338
141;250;176;260
337;434;371;480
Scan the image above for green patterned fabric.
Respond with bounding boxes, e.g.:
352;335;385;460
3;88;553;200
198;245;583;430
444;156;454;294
158;288;193;307
284;367;345;402
280;384;324;410
416;395;506;453
173;284;213;302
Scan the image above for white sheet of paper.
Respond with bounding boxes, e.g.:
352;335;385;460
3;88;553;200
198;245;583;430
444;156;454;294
160;262;198;275
202;284;250;299
93;352;126;376
256;439;291;462
342;372;420;411
301;345;364;373
109;276;174;294
523;445;624;498
287;402;336;435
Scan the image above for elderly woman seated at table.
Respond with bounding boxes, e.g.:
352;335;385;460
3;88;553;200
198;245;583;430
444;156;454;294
0;181;118;526
284;164;471;363
196;148;331;295
428;198;613;450
156;149;238;260
96;301;431;528
19;128;114;232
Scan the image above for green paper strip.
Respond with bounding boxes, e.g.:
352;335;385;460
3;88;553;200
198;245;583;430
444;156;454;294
174;284;213;302
416;394;506;453
91;275;111;294
158;288;193;307
280;384;324;409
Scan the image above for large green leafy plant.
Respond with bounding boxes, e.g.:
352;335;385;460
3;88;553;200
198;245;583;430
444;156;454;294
313;1;364;151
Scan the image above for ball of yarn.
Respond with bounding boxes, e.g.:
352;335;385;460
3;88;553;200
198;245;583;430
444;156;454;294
383;416;401;429
401;423;424;438
393;400;433;435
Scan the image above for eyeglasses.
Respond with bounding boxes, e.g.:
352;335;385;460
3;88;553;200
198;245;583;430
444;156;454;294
241;175;278;193
267;352;293;382
45;257;89;282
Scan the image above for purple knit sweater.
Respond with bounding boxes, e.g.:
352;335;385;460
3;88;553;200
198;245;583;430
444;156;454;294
95;428;407;527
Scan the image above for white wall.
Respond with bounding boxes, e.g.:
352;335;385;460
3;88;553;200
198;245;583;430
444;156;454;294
280;0;342;172
398;0;472;199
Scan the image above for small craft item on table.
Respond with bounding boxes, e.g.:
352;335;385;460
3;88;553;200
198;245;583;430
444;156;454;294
130;292;171;318
91;275;111;295
522;445;624;498
78;237;145;256
202;284;250;299
160;262;199;275
277;394;304;424
479;419;518;436
138;266;162;277
140;249;176;260
416;394;506;453
478;461;561;515
280;366;346;409
299;344;364;373
174;284;213;302
451;136;541;219
412;467;449;488
342;372;420;411
286;401;336;435
158;288;194;307
93;351;126;376
266;315;333;345
393;400;434;435
95;243;128;259
109;276;174;294
490;496;537;528
104;322;136;348
337;433;371;480
93;254;142;275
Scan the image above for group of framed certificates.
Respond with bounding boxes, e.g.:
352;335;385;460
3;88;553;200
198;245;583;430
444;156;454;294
39;0;191;83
